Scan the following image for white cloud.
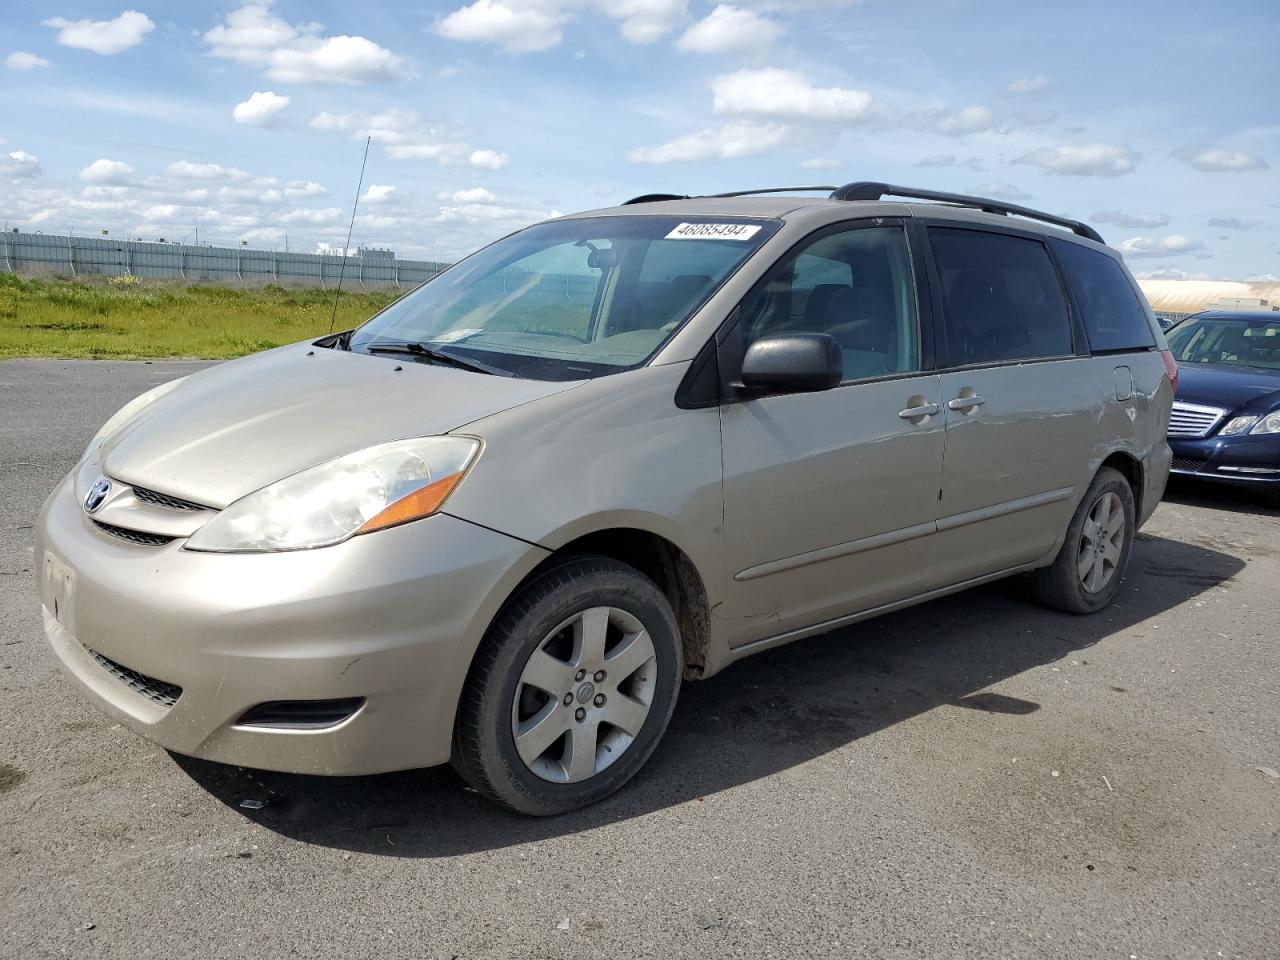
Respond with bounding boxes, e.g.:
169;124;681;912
205;4;409;84
5;51;50;70
165;160;252;182
431;200;558;226
606;0;688;43
1118;234;1203;259
1135;267;1211;281
78;158;135;184
141;204;181;222
1004;74;1048;95
678;4;780;54
308;107;503;169
436;0;687;51
628;121;787;164
712;68;873;122
362;184;396;203
42;11;154;55
1092;210;1170;229
1182;148;1268;173
1;150;41;178
1015;143;1138;176
280;207;344;224
923;104;994;136
232;90;290;126
799;157;842;170
445;186;499;203
310;111;355;131
470;148;509;170
285;179;327;196
436;1;568;53
975;181;1031;201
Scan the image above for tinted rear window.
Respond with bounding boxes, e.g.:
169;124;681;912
1052;240;1155;352
929;227;1073;365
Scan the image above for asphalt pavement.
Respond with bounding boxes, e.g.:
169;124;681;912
1;359;1276;959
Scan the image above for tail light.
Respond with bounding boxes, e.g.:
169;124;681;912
1160;349;1178;392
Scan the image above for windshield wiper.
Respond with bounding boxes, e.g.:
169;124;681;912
363;340;511;376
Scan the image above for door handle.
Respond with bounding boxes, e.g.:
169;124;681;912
898;401;940;419
947;395;986;411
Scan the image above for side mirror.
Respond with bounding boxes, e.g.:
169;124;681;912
738;333;843;395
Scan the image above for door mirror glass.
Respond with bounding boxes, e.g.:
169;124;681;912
740;333;843;394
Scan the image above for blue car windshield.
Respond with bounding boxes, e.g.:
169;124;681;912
348;216;778;380
1166;316;1280;370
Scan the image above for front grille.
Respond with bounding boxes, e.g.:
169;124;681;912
131;484;207;512
1168;401;1226;438
85;646;182;707
1170;456;1206;473
91;520;175;546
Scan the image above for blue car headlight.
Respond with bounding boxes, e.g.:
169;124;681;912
1221;411;1280;437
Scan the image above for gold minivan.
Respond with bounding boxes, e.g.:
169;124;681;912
35;183;1175;814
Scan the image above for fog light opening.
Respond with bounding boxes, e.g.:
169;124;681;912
235;698;366;730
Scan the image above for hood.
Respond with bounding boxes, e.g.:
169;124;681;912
1175;361;1280;414
102;342;580;508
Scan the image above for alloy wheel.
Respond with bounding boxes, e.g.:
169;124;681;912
510;606;658;783
1077;491;1124;593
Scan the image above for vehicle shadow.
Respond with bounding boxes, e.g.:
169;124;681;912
1163;475;1278;516
174;532;1243;858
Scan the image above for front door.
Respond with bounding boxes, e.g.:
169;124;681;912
718;221;947;646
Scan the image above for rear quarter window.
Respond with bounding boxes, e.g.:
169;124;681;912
1051;240;1155;352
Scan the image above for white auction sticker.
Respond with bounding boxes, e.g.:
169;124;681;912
664;222;762;241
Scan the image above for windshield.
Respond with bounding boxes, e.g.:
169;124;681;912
348;216;778;380
1165;315;1280;370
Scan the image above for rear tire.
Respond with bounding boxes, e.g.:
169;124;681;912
1030;467;1135;615
452;557;682;816
1264;488;1280;511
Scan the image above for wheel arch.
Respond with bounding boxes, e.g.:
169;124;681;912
1099;449;1144;517
500;524;714;681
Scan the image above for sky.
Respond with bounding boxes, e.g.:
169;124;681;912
1;0;1277;277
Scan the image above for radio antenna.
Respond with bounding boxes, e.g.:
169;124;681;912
329;135;372;334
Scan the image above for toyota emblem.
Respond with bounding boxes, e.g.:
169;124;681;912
84;478;111;514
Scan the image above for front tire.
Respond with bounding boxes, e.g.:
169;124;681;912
1030;467;1136;614
452;557;682;815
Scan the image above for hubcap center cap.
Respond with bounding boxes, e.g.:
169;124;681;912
575;682;595;704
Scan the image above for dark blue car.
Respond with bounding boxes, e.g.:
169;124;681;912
1165;310;1280;507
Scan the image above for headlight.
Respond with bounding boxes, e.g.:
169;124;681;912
1250;411;1280;435
1220;412;1280;437
185;436;480;553
80;377;186;465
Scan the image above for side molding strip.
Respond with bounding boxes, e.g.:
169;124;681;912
735;520;937;582
733;486;1074;583
935;486;1075;532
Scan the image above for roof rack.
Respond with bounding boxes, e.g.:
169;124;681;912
621;181;1103;244
622;193;688;205
622;186;836;205
708;185;838;199
829;181;1104;243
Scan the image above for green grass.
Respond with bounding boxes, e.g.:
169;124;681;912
0;273;399;359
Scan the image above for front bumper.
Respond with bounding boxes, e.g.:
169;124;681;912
35;473;547;774
1168;434;1280;489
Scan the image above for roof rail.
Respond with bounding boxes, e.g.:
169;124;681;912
623;185;836;204
623;193;689;205
706;185;838;199
829;181;1104;243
